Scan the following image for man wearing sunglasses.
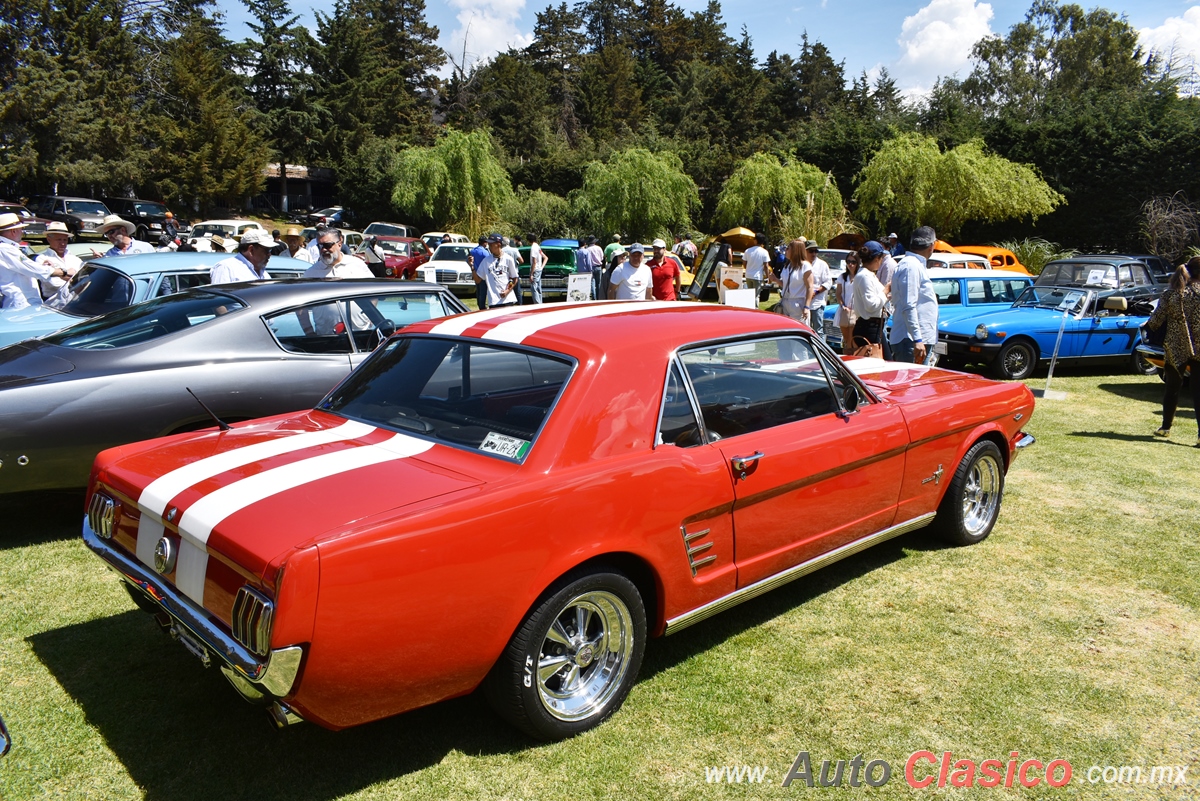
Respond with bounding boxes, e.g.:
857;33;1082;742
303;228;373;279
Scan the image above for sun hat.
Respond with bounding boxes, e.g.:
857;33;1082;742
99;214;136;236
210;234;227;251
284;226;304;239
45;221;71;237
0;213;26;232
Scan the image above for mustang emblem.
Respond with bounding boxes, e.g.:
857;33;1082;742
921;465;945;486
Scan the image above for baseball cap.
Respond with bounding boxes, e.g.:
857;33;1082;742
239;229;274;247
651;238;666;249
806;241;819;251
629;243;645;254
486;233;504;244
863;240;886;256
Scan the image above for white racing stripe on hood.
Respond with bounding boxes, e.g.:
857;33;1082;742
480;301;680;344
177;432;433;547
428;306;527;337
138;420;376;518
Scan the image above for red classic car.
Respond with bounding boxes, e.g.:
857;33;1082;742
372;235;431;279
83;303;1035;739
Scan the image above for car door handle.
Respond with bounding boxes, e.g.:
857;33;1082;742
730;452;764;480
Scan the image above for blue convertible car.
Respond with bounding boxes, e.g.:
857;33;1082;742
936;285;1158;380
0;252;311;347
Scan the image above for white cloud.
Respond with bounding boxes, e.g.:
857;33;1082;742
892;0;994;98
444;0;533;73
1139;6;1200;82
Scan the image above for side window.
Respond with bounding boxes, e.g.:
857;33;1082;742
1131;265;1150;286
933;279;960;305
1117;265;1133;286
265;302;352;354
341;292;451;351
965;280;989;303
657;362;704;447
680;337;837;439
157;273;208;297
1001;280;1027;302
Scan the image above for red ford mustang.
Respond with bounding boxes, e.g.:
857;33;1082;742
83;302;1035;739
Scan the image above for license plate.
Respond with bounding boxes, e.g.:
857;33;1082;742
933;341;948;355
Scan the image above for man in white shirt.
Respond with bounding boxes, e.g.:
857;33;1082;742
303;228;373;280
282;226;314;262
502;237;525;304
35;222;82;299
209;229;275;284
527;233;547;304
0;213;65;309
476;233;519;307
99;215;154;256
608;243;652;300
743;232;771;293
805;241;833;341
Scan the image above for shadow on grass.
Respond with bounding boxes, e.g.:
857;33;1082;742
1097;380;1193;408
640;529;941;682
28;611;530;801
0;490;86;550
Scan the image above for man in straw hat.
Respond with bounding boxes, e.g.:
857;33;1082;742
282;225;314;262
34;221;82;299
99;214;153;257
0;212;66;310
209;228;276;285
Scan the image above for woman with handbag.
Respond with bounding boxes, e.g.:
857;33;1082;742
1144;258;1200;446
775;239;813;322
835;252;860;354
850;241;889;358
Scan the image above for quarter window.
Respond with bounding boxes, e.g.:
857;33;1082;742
266;302;352;354
657;362;704;447
680;337;838;439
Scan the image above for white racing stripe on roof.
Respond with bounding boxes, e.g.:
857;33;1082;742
176;432;433;547
480;301;681;344
428;306;528;336
138;420;376;518
844;358;935;376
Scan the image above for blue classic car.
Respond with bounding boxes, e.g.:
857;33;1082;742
822;268;1034;350
0;252;311;347
936;285;1157;380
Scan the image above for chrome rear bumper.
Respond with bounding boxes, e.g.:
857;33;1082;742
82;519;303;701
1015;433;1036;450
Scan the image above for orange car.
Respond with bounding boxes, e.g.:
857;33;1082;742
955;246;1030;275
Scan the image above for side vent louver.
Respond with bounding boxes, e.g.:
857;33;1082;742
88;493;115;539
681;526;717;576
231;586;274;657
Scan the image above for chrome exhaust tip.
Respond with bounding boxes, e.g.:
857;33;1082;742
267;701;305;729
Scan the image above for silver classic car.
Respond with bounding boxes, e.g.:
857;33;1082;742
0;280;466;494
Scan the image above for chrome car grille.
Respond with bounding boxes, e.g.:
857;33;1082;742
88;493;115;539
543;276;568;289
231;586;274;657
435;269;466;284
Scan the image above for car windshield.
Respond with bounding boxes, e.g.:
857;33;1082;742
314;207;340;216
1036;262;1118;289
378;240;411;256
42;291;244;349
134;202;169;216
320;336;574;461
1013;286;1089;312
64;200;108;216
364;223;410;237
0;205;30;217
433;245;471;262
191;223;234;238
44;264;138;318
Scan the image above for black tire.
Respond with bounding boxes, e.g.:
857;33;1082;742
931;440;1006;546
1131;349;1158;376
992;340;1037;381
485;571;646;740
135;225;148;242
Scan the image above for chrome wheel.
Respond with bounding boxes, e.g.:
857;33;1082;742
961;452;1002;537
536;590;634;722
995;341;1036;380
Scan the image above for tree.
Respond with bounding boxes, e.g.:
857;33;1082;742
714;152;847;243
390;128;513;238
573;147;698;240
504;187;573;239
1140;193;1199;261
853;133;1064;238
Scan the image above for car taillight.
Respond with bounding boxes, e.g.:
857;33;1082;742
88;492;115;539
231;585;274;657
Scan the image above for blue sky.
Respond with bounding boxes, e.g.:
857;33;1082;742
216;0;1200;97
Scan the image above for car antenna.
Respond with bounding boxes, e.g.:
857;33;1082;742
185;387;231;431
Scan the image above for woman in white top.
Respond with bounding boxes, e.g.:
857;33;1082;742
775;239;813;321
851;242;889;350
834;251;859;354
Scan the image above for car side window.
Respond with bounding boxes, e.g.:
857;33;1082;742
1117;265;1133;286
157;273;208;297
341;292;451;351
657;362;704;447
966;280;988;303
933;279;960;305
680;336;838;440
265;302;352;354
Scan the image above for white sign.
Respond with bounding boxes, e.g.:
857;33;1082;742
718;266;745;304
723;288;758;309
565;273;592;304
1085;269;1109;286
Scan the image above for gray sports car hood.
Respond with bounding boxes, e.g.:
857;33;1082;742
0;342;74;387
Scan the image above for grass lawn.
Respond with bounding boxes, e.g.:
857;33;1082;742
1;369;1198;800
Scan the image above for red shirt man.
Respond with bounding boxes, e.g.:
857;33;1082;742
648;239;681;301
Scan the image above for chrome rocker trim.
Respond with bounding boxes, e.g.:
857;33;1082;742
82;518;303;700
663;512;936;635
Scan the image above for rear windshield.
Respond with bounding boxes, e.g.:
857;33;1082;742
43;291;243;349
365;223;411;237
191;223;234;238
321;337;574;461
44;264;137;318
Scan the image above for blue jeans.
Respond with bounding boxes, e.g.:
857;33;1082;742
531;269;543;304
475;281;488;309
891;338;916;363
591;270;601;300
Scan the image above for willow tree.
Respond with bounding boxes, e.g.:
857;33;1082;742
714;152;852;244
853;133;1065;238
390;128;513;238
573;147;699;241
